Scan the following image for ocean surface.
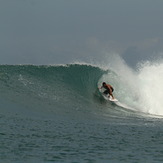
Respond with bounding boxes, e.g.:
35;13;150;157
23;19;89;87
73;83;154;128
0;63;163;163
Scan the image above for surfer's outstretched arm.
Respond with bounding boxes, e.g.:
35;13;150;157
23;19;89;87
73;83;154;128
98;86;103;89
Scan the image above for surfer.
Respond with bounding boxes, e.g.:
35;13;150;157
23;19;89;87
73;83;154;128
100;82;115;99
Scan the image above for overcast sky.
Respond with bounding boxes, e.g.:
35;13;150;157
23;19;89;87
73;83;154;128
0;0;163;67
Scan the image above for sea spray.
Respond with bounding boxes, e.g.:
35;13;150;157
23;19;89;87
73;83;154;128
97;53;163;116
137;61;163;115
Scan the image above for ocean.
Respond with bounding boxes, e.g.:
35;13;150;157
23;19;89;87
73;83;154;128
0;63;163;163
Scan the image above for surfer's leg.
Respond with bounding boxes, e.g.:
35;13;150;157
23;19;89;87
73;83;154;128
111;87;114;92
107;90;112;98
109;89;114;99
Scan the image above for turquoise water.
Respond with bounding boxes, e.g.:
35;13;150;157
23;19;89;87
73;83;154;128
0;64;163;163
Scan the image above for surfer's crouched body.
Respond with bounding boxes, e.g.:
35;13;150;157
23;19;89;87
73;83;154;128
103;87;114;95
101;82;115;99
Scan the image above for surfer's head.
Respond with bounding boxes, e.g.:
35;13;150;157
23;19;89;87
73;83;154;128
102;82;106;86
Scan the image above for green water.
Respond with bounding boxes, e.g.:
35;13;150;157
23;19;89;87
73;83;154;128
1;114;163;163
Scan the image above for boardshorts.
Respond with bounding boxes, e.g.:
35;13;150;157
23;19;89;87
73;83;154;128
103;87;114;95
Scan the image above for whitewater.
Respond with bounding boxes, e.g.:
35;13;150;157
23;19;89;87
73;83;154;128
97;55;163;116
1;57;163;162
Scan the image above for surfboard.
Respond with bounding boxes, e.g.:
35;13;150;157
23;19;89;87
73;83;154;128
102;93;118;102
99;88;118;102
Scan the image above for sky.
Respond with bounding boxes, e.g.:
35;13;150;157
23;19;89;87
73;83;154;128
0;0;163;67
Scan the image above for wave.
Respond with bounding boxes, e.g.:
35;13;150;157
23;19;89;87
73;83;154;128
0;62;163;118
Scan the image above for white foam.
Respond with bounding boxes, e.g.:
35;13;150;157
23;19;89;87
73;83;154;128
98;53;163;116
137;61;163;115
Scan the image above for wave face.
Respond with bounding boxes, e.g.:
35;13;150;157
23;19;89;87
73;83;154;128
0;64;108;119
0;63;163;119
